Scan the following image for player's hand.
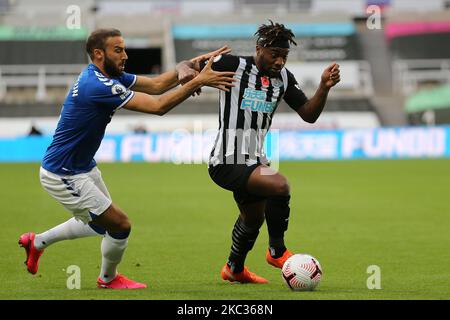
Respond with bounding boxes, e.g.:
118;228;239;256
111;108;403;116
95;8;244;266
321;62;340;89
192;88;202;97
176;61;199;85
196;55;236;92
190;46;231;71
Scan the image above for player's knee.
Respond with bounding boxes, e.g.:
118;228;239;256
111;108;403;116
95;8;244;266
117;215;131;233
274;178;290;196
106;212;131;234
107;216;131;239
107;204;131;232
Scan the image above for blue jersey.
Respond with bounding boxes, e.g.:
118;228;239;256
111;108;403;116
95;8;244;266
42;64;136;175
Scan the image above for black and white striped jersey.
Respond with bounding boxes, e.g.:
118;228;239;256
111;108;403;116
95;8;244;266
206;54;308;166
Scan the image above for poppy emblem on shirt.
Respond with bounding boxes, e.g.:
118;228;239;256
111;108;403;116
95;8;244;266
261;76;270;87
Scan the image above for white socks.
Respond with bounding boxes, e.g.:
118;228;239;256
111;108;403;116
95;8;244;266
33;218;129;284
34;217;101;250
99;233;128;283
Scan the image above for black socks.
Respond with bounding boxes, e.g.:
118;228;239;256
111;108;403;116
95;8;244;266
265;195;291;258
227;217;260;273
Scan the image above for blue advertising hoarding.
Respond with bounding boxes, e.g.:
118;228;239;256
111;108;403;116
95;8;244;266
1;126;449;163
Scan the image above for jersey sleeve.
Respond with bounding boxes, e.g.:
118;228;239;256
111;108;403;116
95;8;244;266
199;54;240;72
283;69;308;111
89;77;135;110
117;72;137;89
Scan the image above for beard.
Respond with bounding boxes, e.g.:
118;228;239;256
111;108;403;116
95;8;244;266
103;55;123;77
259;62;280;78
267;70;280;78
263;68;278;78
266;65;282;77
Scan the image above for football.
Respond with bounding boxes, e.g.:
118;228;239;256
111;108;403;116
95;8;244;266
281;254;323;291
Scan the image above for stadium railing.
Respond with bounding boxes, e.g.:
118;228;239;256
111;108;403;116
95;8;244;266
392;59;450;95
0;64;86;101
0;59;372;103
288;60;373;98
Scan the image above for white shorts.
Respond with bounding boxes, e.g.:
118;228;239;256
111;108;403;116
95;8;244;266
39;166;112;224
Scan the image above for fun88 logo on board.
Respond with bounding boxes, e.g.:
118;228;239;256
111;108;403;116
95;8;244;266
240;88;276;113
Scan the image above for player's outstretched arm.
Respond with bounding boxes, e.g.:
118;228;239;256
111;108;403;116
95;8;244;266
131;61;193;95
296;62;340;123
123;57;235;116
131;46;231;96
190;45;231;71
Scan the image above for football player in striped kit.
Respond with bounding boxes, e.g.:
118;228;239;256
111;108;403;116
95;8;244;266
198;21;341;283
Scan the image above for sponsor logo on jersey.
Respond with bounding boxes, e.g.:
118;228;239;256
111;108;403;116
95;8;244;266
240;88;276;113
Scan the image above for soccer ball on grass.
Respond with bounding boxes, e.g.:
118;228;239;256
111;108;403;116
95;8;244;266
281;254;322;291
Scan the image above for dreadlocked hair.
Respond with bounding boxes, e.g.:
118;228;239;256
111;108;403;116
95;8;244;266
254;20;297;47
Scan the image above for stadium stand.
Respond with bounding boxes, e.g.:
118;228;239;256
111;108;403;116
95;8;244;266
385;9;450;124
0;0;449;132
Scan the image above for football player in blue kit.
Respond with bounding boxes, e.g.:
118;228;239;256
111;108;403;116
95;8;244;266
18;28;235;289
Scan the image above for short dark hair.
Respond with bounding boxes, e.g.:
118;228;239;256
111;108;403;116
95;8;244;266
86;28;122;59
255;20;297;48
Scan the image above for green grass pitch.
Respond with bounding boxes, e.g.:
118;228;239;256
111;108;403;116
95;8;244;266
1;159;449;300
